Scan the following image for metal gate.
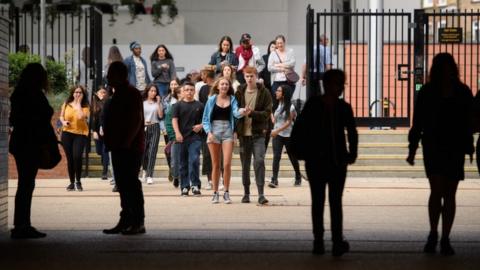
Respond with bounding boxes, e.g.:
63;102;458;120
0;5;103;92
413;9;480;100
306;6;412;127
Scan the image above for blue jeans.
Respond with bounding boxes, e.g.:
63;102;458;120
155;82;169;98
178;138;202;189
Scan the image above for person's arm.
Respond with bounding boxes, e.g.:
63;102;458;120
202;98;212;133
59;103;69;127
172;104;183;142
345;103;358;164
156;96;164;119
282;49;296;68
151;60;161;79
407;88;425;165
169;59;177;80
192;103;204;133
268;52;282;73
231;96;244;119
250;90;272;121
255;48;265;73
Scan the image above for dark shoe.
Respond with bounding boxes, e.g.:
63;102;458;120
75;182;83;192
103;221;128;234
181;187;189;197
11;226;47;239
173;178;179;188
423;232;438;254
168;172;173;182
192;186;201;196
102;174;108;180
121;224;146;235
294;178;301;186
332;240;350;257
241;194;250;203
268;181;278;188
312;239;325;255
440;238;455;256
66;183;75;191
258;195;269;205
112;185;119;192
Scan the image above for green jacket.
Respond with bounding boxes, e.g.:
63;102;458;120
165;104;176;141
234;83;272;136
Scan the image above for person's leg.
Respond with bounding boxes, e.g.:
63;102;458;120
13;153;38;228
188;139;202;188
305;160;326;254
202;140;212;184
328;168;347;244
178;142;189;190
424;174;443;252
284;136;302;183
252;136;266;197
208;142;222;192
439;178;460;255
239;136;253;197
146;124;161;178
221;141;234;192
270;135;282;186
142;125;152;175
108;150;131;229
72;134;87;184
126;149;145;227
61;132;75;184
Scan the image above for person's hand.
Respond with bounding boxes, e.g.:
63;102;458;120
207;132;215;143
175;133;183;143
192;124;202;133
156;95;161;103
99;126;104;136
271;130;278;138
301;77;306;86
93;131;99;140
238;108;246;115
406;153;415;166
346;153;357;164
62;120;70;127
245;107;252;116
161;63;169;69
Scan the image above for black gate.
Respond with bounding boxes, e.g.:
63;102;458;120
0;5;103;92
306;6;412;127
414;9;480;100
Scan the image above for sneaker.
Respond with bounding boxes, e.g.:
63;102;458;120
181;187;189;197
211;192;220;204
66;183;75;191
101;174;108;180
294;178;301;187
168;172;173;182
205;181;212;190
173;178;179;188
112;185;119;192
332;240;350;257
192;186;201;196
268;181;278;188
223;191;232;204
146;177;153;185
110;179;115;185
258;195;269;205
11;226;47;239
423;232;438;254
440;238;455;256
241;194;250;203
312;239;325;255
75;182;83;192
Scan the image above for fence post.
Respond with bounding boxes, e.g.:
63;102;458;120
413;9;425;105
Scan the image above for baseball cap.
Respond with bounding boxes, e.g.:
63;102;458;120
240;33;251;43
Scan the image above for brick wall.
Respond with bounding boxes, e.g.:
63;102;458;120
0;17;9;232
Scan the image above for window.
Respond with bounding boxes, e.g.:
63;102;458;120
437;0;447;6
423;0;433;8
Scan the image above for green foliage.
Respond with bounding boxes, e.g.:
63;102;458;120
8;52;69;95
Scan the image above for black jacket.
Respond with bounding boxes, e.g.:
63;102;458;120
234;82;272;136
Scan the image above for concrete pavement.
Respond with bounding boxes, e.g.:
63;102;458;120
1;177;479;269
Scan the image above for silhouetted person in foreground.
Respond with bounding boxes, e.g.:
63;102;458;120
102;61;146;235
407;53;474;256
9;63;51;239
291;69;358;256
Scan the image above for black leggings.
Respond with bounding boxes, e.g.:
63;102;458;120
61;131;87;183
13;152;38;228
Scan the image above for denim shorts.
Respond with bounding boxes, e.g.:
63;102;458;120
208;120;233;144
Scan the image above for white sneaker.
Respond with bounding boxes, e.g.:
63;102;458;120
211;192;220;204
205;181;212;190
141;170;146;182
223;191;232;204
146;177;153;185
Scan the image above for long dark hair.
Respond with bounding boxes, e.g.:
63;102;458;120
107;45;123;63
150;44;174;61
217;36;233;53
266;40;276;57
65;85;89;107
277;84;293;118
428;53;460;93
143;83;159;101
15;62;49;93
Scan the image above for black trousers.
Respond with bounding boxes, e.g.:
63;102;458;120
305;160;346;242
271;135;301;181
13;152;39;228
111;148;145;226
61;132;87;183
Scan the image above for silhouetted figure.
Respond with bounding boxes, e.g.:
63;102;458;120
291;69;358;256
407;53;474;256
9;63;51;239
102;61;146;235
473;91;480;174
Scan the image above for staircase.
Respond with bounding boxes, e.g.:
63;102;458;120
85;129;478;179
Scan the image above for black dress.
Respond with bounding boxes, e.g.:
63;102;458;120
408;83;474;180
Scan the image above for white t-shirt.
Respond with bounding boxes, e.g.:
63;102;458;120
143;101;160;124
273;103;296;137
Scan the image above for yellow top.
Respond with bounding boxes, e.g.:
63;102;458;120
61;103;90;136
